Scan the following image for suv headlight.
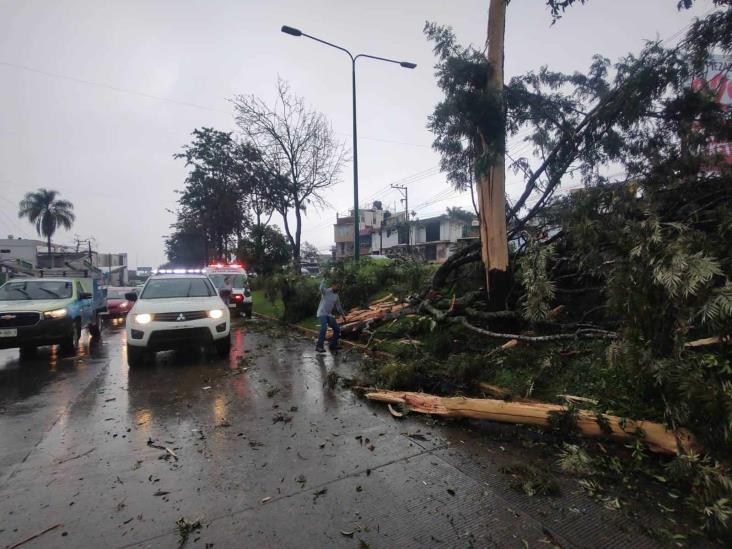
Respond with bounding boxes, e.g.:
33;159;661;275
208;309;224;319
44;308;67;319
134;313;152;324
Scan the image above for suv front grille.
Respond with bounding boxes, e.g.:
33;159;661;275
153;311;208;322
148;327;211;346
0;312;41;328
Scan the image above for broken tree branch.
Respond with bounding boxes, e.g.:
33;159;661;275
430;241;482;289
57;447;95;464
364;389;695;455
419;300;447;322
685;336;725;348
8;524;63;549
464;308;517;320
455;317;617;342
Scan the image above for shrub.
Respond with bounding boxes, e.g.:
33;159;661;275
325;257;431;308
666;453;732;540
262;272;320;324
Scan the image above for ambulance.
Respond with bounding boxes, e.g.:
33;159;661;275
203;263;253;318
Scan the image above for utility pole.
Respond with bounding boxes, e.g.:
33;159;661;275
391;184;409;250
73;236;94;262
478;0;509;291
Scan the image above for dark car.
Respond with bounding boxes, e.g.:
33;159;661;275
105;286;136;319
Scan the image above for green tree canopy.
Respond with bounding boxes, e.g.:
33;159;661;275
237;224;290;275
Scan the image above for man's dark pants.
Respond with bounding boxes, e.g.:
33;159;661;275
316;315;340;350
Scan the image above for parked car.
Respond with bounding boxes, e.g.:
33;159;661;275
0;276;106;356
124;273;231;367
105;286;136;319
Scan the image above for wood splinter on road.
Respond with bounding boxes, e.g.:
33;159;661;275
364;389;696;455
8;523;63;549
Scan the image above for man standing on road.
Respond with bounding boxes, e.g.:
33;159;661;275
316;279;346;353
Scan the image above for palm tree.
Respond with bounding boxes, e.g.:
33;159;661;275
18;189;75;267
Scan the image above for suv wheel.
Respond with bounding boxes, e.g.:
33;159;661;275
215;336;231;358
127;345;147;367
60;320;80;355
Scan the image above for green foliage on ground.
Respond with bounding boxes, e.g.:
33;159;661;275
500;463;561;497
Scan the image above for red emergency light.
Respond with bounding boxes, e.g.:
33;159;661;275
209;262;245;269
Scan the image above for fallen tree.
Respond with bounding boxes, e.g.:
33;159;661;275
364;388;696;455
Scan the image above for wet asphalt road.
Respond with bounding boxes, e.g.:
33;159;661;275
0;319;668;548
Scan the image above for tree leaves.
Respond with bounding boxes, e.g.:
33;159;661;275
18;188;75;242
516;235;556;322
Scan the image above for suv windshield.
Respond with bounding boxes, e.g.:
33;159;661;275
141;278;215;299
0;280;73;301
208;274;247;289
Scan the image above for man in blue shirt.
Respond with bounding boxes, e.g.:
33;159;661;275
316;279;346;353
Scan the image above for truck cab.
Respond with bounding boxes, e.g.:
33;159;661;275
0;274;106;356
203;263;252;318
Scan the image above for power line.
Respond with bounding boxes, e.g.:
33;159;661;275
411;187;460;211
0;61;232;114
0;195;28;236
307;165;446;232
413;193;461;213
0;60;435;149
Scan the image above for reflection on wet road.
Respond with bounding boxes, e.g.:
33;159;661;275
0;320;663;548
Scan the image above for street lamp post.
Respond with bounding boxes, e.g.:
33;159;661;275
281;25;416;261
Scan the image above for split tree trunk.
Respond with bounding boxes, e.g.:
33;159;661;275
477;0;509;291
365;389;696;455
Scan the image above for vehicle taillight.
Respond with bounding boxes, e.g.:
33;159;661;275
233;294;243;301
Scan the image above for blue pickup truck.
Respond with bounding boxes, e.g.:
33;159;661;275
0;276;107;356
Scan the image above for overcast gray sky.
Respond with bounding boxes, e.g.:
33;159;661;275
0;0;714;267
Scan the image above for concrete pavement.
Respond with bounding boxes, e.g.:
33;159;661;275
0;319;671;548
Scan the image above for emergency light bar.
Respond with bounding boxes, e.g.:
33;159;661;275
208;262;245;269
153;268;206;274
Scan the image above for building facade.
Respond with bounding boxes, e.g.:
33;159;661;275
333;208;388;260
333;208;476;264
0;237;129;285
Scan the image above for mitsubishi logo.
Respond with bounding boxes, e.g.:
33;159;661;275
0;314;16;320
176;313;186;321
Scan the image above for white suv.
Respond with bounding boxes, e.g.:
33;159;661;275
124;274;231;367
